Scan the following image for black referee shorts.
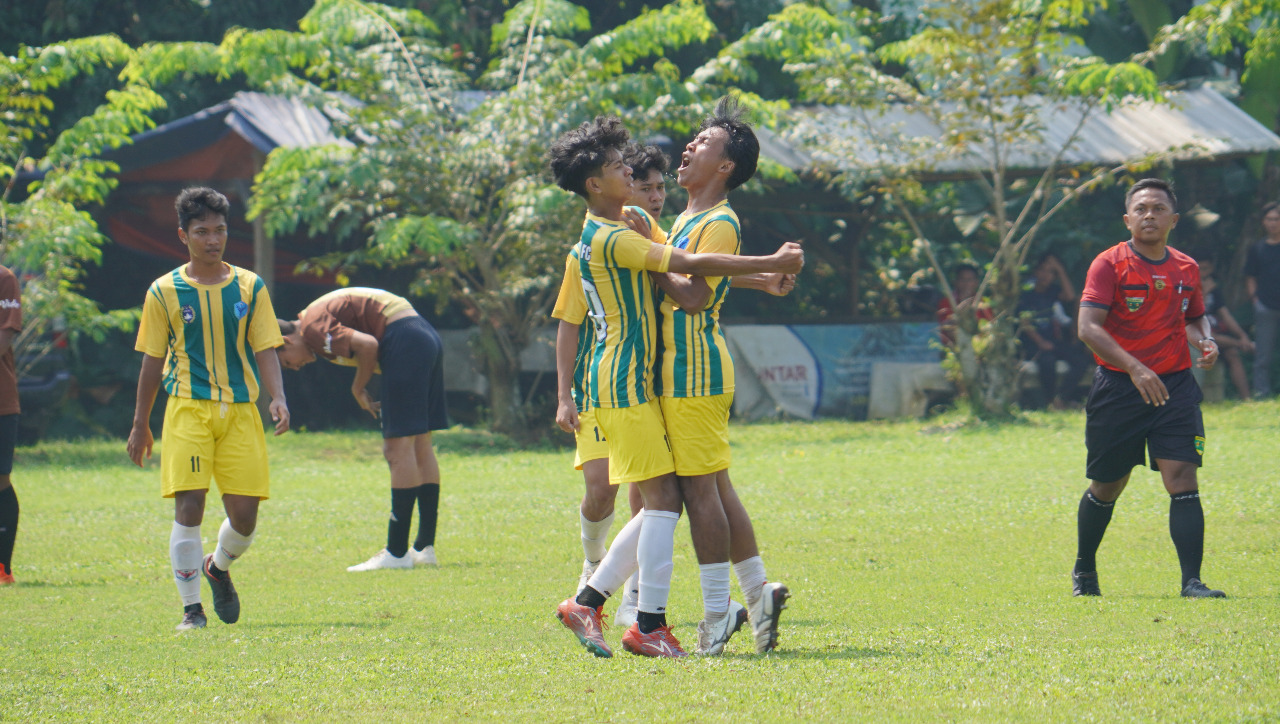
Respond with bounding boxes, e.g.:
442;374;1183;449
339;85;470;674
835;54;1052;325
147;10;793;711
377;316;449;439
1084;367;1204;483
0;414;17;476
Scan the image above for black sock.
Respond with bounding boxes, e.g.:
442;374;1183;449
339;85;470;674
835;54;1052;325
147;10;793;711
184;602;204;614
1075;489;1115;573
413;483;440;551
637;611;667;634
0;486;17;575
387;488;417;558
1169;491;1205;588
575;586;607;609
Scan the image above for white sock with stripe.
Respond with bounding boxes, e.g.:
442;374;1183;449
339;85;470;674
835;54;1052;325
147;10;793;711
212;517;254;570
169;522;203;606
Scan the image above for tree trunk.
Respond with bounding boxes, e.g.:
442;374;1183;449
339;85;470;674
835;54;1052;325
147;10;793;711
471;324;524;435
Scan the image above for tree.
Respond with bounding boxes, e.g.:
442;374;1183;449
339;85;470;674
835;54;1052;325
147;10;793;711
704;0;1164;420
1;36;161;379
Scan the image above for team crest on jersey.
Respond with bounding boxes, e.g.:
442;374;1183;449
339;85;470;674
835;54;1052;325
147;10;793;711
233;301;249;319
181;305;196;324
1125;296;1144;312
1194;436;1205;456
1154;278;1166;290
673;235;692;250
174;568;198;582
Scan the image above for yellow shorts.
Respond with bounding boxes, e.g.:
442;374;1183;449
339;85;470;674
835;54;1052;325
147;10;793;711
660;394;732;477
161;397;271;499
594;399;675;485
573;407;609;470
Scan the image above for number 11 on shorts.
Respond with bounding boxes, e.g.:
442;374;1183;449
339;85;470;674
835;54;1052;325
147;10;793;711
190;455;201;473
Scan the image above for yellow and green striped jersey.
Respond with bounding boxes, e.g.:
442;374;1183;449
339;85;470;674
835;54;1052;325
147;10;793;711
658;200;740;398
577;208;672;409
551;246;595;413
136;264;283;403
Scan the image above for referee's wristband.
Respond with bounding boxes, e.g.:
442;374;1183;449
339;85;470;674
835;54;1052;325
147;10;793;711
1200;337;1216;345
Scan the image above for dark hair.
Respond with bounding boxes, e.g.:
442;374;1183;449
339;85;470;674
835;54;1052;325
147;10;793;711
1262;201;1280;217
699;95;759;191
953;261;982;279
1124;178;1177;212
549;116;631;198
175;187;230;231
623;143;670;181
278;319;298;335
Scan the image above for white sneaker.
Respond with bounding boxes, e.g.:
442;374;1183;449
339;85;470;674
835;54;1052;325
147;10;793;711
695;600;748;655
576;558;599;595
749;582;791;653
614;590;638;630
410;545;437;566
346;549;412;572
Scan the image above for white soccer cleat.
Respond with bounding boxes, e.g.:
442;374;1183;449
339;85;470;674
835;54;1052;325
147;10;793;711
346;549;412;572
749;581;791;653
410;545;438;567
614;590;638;630
576;558;599;595
695;600;748;656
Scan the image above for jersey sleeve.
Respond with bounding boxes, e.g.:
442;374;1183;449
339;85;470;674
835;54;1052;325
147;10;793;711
1080;254;1117;310
551;253;588;325
0;267;21;333
611;230;672;273
634;207;667;246
246;281;285;352
689;218;741;295
1184;266;1205;320
135;283;172;358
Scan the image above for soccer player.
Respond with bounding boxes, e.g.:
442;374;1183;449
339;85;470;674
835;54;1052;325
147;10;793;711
277;288;447;571
549;116;802;658
643;96;792;655
127;187;290;630
1072;178;1226;599
0;263;22;585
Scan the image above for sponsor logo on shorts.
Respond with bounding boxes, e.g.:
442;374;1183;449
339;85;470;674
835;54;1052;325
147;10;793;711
233;301;249;319
181;305;196;324
1194;436;1205;455
175;568;199;582
1125;296;1144;312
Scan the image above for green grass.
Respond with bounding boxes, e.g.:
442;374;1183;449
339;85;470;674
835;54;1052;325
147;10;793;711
4;401;1279;721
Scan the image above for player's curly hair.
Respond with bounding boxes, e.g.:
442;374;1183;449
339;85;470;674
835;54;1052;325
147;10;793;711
175;187;230;231
1125;178;1177;212
549;116;632;198
699;95;759;191
623;143;670;181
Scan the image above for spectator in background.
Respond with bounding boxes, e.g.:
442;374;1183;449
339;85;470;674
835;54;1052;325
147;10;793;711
936;262;991;349
1245;201;1280;398
1017;253;1089;408
1197;256;1254;400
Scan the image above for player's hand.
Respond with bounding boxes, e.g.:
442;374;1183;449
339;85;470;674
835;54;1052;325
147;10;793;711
772;242;805;274
127;424;153;467
1242;337;1256;353
763;272;796;297
556;399;580;433
1195;338;1219;370
622;208;653;239
1127;363;1169;406
353;387;380;419
269;398;290;436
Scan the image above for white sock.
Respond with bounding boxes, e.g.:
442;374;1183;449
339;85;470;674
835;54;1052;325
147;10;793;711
169;522;203;606
699;561;731;621
621;572;640;608
586;511;641;597
734;556;767;612
636;510;679;615
212;518;254;571
580;510;614;564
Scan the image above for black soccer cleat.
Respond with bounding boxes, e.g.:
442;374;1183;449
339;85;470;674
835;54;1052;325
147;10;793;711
176;604;207;631
1180;578;1226;599
1072;570;1101;597
203;554;241;623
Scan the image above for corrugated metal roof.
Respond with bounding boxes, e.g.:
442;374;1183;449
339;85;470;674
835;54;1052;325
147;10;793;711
760;86;1280;177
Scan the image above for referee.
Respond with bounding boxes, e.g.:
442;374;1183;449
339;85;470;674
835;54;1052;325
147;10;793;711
1072;178;1226;599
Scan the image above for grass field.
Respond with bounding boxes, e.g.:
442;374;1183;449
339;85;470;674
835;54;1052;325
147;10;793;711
4;401;1279;722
